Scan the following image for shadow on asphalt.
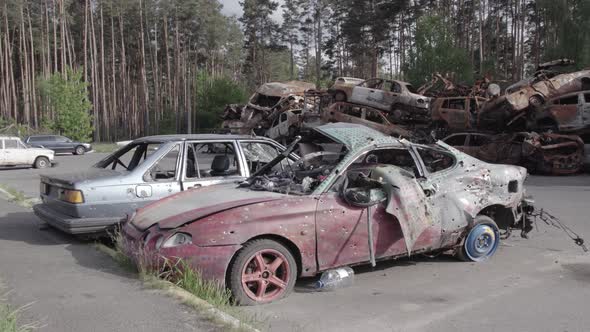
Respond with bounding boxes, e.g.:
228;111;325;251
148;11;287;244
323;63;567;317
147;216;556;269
293;254;461;293
0;211;134;280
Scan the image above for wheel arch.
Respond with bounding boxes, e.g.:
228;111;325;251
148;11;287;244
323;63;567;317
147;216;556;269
476;204;515;230
225;234;304;287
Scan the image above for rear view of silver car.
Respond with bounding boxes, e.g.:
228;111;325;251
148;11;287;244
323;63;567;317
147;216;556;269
33;134;294;235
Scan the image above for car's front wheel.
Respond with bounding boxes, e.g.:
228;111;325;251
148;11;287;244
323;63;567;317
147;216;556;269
74;145;86;155
456;215;500;262
34;156;50;169
228;239;297;305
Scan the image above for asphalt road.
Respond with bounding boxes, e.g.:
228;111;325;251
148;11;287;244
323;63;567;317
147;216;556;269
0;155;220;332
1;154;590;332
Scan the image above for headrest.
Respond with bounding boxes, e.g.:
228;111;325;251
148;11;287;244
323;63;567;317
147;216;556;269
211;155;230;172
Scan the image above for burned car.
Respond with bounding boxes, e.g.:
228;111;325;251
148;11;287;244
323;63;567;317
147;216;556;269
33;134;296;234
328;78;431;123
328;77;365;101
323;102;412;138
221;81;315;134
535;90;590;134
479;69;590;130
443;132;585;175
123;123;533;305
429;96;488;137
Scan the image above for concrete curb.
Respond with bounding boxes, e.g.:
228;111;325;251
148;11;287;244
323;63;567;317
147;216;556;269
95;244;260;332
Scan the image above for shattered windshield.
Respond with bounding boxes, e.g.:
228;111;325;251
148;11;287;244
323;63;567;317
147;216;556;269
95;142;163;171
242;134;347;195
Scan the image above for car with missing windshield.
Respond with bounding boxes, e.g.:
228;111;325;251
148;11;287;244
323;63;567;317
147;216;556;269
33;134;296;235
122;123;534;305
0;136;55;169
327;78;431;123
24;135;92;155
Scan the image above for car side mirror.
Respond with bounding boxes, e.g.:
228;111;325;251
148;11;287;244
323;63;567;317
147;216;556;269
341;177;387;208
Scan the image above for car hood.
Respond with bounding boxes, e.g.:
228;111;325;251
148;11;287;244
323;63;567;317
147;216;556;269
27;147;54;154
41;167;124;187
131;184;285;231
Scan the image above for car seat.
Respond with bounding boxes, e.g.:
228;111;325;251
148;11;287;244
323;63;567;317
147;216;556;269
210;155;231;176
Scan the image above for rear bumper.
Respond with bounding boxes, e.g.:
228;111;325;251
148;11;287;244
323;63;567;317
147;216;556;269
33;204;124;235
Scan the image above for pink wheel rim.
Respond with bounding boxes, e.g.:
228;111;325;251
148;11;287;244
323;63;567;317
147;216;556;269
241;249;290;303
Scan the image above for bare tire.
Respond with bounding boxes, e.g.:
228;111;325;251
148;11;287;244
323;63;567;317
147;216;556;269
334;91;347;102
456;215;500;262
74;145;86;155
34;156;50;169
529;95;544;109
228;239;297;305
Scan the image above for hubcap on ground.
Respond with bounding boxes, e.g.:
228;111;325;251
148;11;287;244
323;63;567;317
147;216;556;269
241;249;290;303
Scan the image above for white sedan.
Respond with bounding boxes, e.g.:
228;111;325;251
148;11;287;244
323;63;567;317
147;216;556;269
0;136;55;169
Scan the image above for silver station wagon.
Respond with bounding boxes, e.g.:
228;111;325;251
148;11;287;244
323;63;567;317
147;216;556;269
33;134;295;235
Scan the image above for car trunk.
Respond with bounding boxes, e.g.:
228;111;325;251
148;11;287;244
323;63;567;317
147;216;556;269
40;168;124;217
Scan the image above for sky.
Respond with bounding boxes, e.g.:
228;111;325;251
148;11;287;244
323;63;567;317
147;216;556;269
219;0;284;22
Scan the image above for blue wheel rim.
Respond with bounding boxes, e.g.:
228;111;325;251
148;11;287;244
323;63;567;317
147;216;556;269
464;224;499;262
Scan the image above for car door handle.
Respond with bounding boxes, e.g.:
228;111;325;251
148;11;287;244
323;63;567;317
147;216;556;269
190;184;202;189
369;90;375;93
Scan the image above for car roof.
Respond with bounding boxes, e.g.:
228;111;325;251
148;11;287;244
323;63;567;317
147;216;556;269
0;136;20;140
313;123;404;150
131;134;275;144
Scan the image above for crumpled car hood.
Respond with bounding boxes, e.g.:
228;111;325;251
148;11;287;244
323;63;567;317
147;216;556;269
131;184;285;231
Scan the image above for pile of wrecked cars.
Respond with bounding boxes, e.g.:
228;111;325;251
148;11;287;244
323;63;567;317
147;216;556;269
222;60;589;175
34;123;538;305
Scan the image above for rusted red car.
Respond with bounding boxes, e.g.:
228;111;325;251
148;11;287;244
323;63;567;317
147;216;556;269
443;132;585;175
122;123;533;305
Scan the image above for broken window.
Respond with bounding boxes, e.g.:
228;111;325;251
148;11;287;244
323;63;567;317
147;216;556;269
343;107;362;118
469;135;492;147
365;110;385;124
557;95;579;105
381;81;393;92
189;142;240;178
240;142;287;174
146;145;180;182
416;147;455;173
444;134;467;146
392;82;402;93
95;142;162;171
442;99;466;110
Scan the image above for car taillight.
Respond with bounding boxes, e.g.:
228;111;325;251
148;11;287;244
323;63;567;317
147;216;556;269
59;189;84;204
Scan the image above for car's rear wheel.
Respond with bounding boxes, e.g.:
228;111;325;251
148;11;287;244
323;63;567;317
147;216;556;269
74;145;86;155
34;156;50;169
529;95;544;109
334;91;346;102
228;239;297;305
456;215;500;262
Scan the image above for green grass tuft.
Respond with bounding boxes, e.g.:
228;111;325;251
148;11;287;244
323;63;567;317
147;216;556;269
92;143;119;153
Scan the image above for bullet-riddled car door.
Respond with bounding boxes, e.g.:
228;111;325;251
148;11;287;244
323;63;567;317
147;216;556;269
315;147;441;270
351;79;388;111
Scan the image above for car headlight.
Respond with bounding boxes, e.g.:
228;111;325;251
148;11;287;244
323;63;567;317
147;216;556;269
58;189;84;203
159;233;192;249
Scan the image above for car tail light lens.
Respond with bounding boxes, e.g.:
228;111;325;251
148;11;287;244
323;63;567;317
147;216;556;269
59;189;84;204
159;233;192;249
